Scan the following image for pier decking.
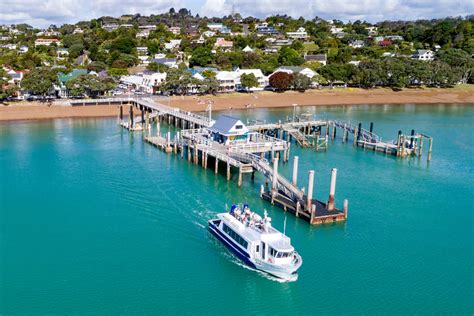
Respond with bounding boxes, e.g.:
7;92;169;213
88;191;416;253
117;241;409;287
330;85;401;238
67;97;434;225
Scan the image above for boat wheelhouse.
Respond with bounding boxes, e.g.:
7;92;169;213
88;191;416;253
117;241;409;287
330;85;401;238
208;204;302;281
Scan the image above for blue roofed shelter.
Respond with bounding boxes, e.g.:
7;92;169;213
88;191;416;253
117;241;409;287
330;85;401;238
209;115;249;145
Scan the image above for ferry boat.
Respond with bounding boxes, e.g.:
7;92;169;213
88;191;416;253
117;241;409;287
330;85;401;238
208;204;302;281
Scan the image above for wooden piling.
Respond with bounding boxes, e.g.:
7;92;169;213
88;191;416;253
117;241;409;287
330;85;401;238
327;168;337;210
226;162;231;181
418;136;424;157
427;138;433;162
272;157;279;192
343;199;348;219
307;170;315;210
214;158;219;174
238;167;243;187
292;156;299;186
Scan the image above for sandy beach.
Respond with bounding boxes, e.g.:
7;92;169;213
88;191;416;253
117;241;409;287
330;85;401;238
1;87;473;121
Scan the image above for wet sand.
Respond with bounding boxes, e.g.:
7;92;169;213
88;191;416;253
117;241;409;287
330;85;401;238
1;88;473;121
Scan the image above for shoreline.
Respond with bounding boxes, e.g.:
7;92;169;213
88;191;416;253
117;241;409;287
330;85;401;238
1;87;473;122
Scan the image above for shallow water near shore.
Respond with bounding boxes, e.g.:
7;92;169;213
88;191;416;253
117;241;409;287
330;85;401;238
1;104;473;314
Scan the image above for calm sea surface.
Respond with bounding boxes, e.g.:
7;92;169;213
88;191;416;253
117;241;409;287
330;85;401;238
1;104;473;314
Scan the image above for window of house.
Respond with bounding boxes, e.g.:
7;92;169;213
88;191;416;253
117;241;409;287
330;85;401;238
235;125;243;130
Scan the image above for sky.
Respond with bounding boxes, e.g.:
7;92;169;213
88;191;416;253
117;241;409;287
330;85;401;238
0;0;472;28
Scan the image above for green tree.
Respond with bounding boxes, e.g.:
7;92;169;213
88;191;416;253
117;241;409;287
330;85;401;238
189;47;214;67
291;73;311;91
278;47;304;66
0;69;16;101
437;48;473;83
65;74;106;97
68;43;84;59
108;68;128;77
240;73;259;91
22;68;58;98
87;61;108;72
198;77;219;95
269;71;293;91
147;62;169;73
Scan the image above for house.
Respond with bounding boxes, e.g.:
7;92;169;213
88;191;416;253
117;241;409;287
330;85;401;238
412;49;434;61
164;39;181;50
102;24;119;32
56;69;88;97
37;30;60;37
169;26;181;35
192;35;205;44
75;54;89;66
137;46;148;55
214;38;233;49
379;39;392;47
386;35;403;41
34;38;60;46
3;66;25;85
235;69;268;91
215;71;238;92
242;45;254;53
287;27;308;40
382;52;395;57
209;115;249;145
365;26;378;36
269;66;317;79
57;48;69;59
141;71;167;93
73;28;84;34
18;46;29;54
207;23;224;31
349;40;365;48
152;57;178;68
348;60;361;66
330;26;344;34
304;54;327;66
202;30;216;37
1;44;16;50
256;24;279;35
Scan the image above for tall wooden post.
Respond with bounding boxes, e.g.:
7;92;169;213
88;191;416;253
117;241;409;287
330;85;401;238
343;199;348;219
238;167;243;187
130;106;134;128
226;162;231;181
272;157;279;193
119;106;123;122
418;136;424;157
427;138;433;162
215;158;219;174
327;168;337;211
292;156;299;186
307;170;315;211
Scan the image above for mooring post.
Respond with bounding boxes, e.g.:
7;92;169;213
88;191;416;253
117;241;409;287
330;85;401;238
141;109;144;127
119;106;123;122
401;135;406;157
369;122;374;134
130;106;134;128
238;167;243;187
310;205;316;223
187;144;191;162
418;136;424;157
332;124;336;140
226;162;231;181
260;184;264;197
145;111;149;132
272;157;279;193
296;201;300;217
427;138;433;162
410;129;415;149
327;168;337;211
292;156;299;186
215;158;219;174
174;135;178;154
357;123;362;142
353;127;357;146
343;199;348;219
307;170;315;211
325;135;329;150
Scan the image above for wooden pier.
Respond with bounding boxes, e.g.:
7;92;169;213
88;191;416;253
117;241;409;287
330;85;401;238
67;97;434;225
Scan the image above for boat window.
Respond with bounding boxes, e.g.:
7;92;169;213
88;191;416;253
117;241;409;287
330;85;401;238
223;224;248;249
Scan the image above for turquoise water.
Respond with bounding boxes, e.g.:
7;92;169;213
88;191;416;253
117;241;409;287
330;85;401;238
1;104;473;314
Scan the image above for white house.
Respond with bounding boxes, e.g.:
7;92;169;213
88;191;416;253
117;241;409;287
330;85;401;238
120;71;166;94
34;38;60;46
169;26;181;35
412;49;434;61
349;40;365;48
236;69;268;91
215;69;268;92
207;23;224;31
137;46;148;55
165;39;181;50
330;26;344;34
242;45;254;53
269;66;317;79
214;37;233;49
287;27;308;40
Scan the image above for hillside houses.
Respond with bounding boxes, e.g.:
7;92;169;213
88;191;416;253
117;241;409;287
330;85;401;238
412;49;435;61
34;38;60;46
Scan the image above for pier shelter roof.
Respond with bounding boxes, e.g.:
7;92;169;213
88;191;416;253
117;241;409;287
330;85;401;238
210;115;249;137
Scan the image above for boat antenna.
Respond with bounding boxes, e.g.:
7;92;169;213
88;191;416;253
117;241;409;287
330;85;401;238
283;215;287;235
